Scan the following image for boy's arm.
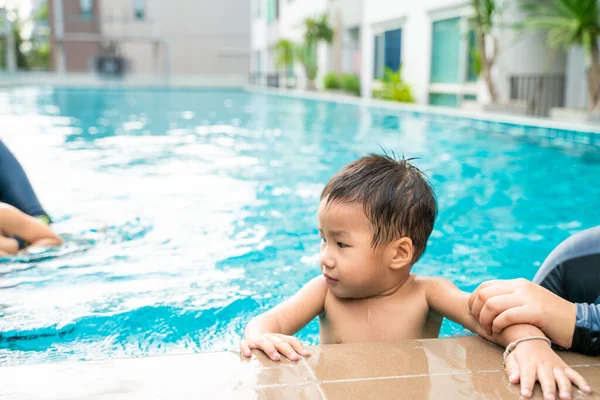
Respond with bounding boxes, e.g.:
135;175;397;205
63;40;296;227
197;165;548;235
425;277;591;399
0;204;62;248
241;275;328;361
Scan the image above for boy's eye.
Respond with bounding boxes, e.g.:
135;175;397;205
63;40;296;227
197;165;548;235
337;242;348;248
321;237;327;243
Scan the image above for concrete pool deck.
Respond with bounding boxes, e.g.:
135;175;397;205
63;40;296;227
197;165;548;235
1;337;599;399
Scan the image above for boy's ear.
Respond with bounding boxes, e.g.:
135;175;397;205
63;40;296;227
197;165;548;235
389;237;414;270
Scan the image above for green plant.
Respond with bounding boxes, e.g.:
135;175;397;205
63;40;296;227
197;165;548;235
469;47;483;78
520;0;600;112
341;73;360;96
299;14;333;90
373;67;415;103
26;40;49;70
324;71;342;90
0;8;7;68
12;13;28;69
274;39;296;71
296;42;318;90
304;14;333;46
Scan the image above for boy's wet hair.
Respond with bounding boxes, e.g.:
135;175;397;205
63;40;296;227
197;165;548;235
321;153;437;263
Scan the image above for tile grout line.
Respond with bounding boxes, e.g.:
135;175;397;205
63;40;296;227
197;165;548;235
318;369;514;384
300;358;328;400
253;363;600;390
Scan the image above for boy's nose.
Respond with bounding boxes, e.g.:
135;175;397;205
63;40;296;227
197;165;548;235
320;250;335;269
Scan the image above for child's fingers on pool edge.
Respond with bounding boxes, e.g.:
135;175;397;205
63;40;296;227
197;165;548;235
565;367;592;393
553;368;572;400
518;361;537;398
288;337;309;356
273;341;300;361
240;339;252;357
253;338;281;361
537;363;557;400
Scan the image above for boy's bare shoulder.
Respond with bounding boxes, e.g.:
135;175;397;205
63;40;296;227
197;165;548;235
409;275;455;292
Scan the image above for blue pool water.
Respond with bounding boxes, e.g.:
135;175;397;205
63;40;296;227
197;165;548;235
0;87;599;366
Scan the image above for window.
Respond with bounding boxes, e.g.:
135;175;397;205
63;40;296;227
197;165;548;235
429;93;459;107
373;28;402;79
134;0;144;20
430;17;460;84
80;0;93;20
466;27;479;83
429;15;479;107
267;0;279;24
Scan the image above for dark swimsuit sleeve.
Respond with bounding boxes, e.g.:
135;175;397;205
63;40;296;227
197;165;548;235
533;226;600;356
572;301;600;356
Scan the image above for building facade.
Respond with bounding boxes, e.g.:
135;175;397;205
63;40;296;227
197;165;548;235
251;0;587;111
48;0;250;76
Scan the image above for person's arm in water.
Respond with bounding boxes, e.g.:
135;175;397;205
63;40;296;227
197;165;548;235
425;277;592;400
240;275;328;361
469;279;600;356
0;234;18;255
0;203;62;253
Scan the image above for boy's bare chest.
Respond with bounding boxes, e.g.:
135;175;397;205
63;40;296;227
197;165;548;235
319;292;440;344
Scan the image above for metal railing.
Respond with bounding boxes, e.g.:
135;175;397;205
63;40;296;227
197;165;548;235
249;72;297;89
510;74;566;117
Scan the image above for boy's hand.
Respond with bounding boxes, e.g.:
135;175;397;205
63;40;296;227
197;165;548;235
504;339;592;400
468;279;577;348
240;334;309;361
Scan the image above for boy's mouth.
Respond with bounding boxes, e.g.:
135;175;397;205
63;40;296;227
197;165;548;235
323;273;338;284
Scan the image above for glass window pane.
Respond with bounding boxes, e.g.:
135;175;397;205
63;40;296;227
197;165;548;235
267;0;275;24
467;27;479;82
384;28;401;73
80;0;92;20
429;93;459;107
430;17;460;84
134;0;144;20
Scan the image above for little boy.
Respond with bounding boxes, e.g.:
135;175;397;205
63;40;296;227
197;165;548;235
0;202;62;256
240;154;591;399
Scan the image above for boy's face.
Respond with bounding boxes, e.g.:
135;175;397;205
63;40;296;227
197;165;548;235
318;199;390;299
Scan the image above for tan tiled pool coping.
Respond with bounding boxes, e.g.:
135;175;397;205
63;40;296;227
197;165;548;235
1;337;598;399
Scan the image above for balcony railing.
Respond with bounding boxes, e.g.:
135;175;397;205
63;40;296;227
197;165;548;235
510;74;566;117
249;72;297;89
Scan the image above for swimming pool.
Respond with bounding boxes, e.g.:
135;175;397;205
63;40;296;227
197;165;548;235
1;87;599;366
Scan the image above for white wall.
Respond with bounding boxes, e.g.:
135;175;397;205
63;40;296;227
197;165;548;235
251;0;268;74
100;0;250;76
338;0;363;28
565;46;588;109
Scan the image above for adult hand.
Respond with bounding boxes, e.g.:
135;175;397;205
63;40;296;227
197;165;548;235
468;279;577;348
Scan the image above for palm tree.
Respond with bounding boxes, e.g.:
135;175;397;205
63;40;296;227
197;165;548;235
304;14;333;46
472;0;499;103
274;39;296;74
520;0;600;112
300;14;333;90
296;42;318;90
